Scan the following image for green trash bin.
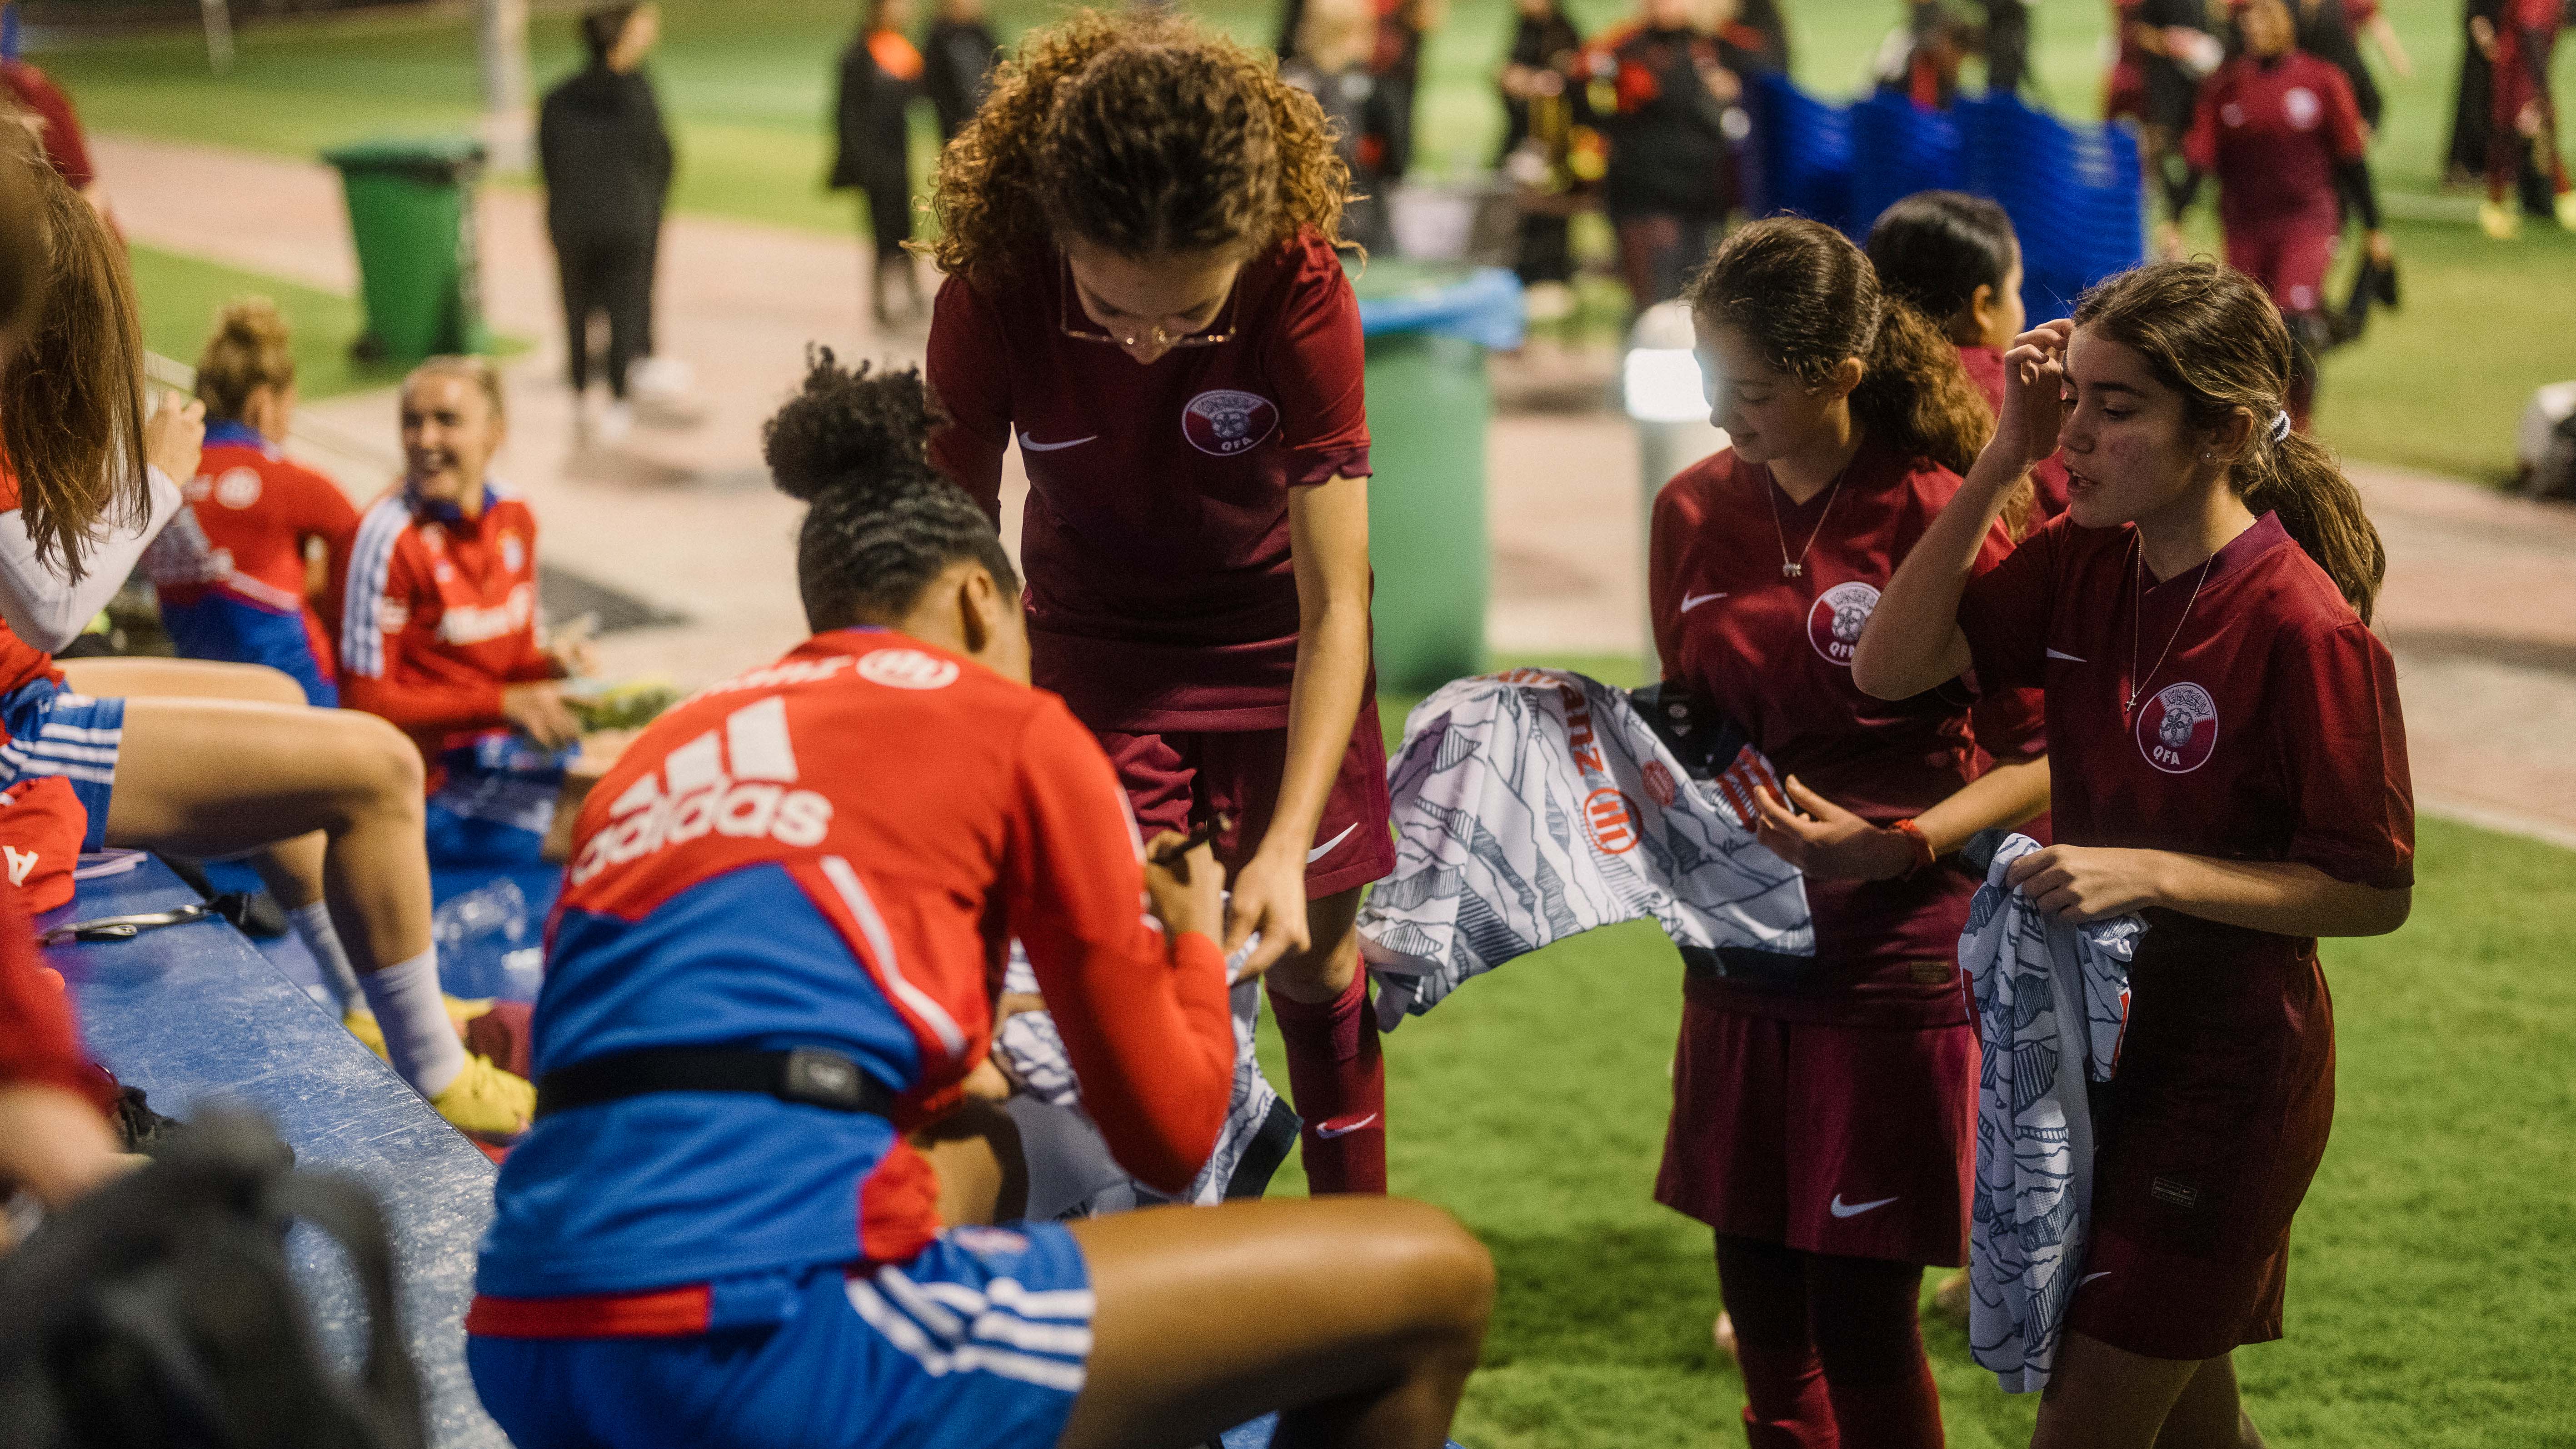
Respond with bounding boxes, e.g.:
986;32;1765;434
321;137;491;364
1351;260;1525;693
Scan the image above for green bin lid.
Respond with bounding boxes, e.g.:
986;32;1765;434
321;136;488;176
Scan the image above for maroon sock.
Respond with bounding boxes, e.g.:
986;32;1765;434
1267;973;1386;1194
1733;1340;1837;1449
1821;1361;1943;1449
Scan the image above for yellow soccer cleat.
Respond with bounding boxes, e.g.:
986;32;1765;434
343;994;497;1059
428;1053;537;1138
2480;199;2521;240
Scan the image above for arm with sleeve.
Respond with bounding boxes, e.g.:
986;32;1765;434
1265;246;1372;487
2279;618;2415;889
0;465;184;654
1955;521;2062;697
2321;70;2384;229
924;276;1013;525
334;546;514;734
1004;704;1235;1196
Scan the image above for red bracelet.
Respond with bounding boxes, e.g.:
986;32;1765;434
1888;818;1937;876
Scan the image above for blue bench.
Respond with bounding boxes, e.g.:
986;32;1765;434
41;858;508;1449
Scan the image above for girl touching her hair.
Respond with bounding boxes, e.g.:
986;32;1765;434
1857;260;2411;1449
1650;218;2048;1449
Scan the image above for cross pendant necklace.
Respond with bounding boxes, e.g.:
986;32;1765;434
2125;540;2215;724
1766;460;1850;581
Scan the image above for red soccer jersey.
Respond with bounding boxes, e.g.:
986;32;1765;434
1649;436;2032;1026
149;429;361;664
2182;52;2366;235
334;485;555;765
0;463;64;696
926;230;1372;734
0;61;96;191
1957;511;2413;1109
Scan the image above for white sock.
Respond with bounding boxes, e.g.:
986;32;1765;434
356;948;467;1099
289;900;364;1013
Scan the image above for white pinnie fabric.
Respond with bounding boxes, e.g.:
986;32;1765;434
1356;669;1812;1031
1959;832;2141;1394
992;942;1278;1207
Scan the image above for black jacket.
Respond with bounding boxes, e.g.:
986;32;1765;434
537;65;674;244
831;36;917;191
923;19;1000;140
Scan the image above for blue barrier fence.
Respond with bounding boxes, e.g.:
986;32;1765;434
1742;74;2145;320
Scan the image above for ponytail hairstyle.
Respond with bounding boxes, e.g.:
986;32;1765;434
925;8;1351;287
2073;260;2386;621
0;127;152;584
763;350;1020;632
1864;190;2019;334
1684;216;1998;476
195;297;296;425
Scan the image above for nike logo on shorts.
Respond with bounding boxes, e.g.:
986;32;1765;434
1827;1193;1899;1219
2046;648;2087;663
1018;432;1098;453
1315;1113;1379;1139
1681;590;1728;613
1307;823;1357;864
2077;1271;2112;1289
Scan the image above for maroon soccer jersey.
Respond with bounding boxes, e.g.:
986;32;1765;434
1650;436;2031;1026
926;231;1371;734
1958;513;2411;1248
2182;52;2366;237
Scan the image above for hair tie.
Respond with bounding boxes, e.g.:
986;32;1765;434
2268;410;2293;443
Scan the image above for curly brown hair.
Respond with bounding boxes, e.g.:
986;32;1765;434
923;8;1352;287
195;297;295;425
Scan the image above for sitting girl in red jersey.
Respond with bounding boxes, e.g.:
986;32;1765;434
1859;261;2413;1447
467;355;1492;1449
143;299;360;707
0;134;531;1137
335;356;598;870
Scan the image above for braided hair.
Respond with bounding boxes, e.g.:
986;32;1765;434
764;350;1019;632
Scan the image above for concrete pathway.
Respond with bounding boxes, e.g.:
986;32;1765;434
94;133;2576;848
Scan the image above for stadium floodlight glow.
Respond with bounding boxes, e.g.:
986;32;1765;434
1623;300;1712;424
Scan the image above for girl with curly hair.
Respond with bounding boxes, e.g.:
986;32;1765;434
924;8;1394;1194
1859;261;2411;1449
1650;218;2051;1448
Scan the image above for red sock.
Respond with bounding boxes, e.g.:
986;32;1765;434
1822;1361;1943;1449
1268;973;1386;1194
1733;1341;1837;1449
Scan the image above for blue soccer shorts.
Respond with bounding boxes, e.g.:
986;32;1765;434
0;679;125;851
468;1224;1094;1449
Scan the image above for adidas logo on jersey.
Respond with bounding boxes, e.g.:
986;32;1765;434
569;695;835;886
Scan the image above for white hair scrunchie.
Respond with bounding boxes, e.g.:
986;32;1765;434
2268;409;2293;443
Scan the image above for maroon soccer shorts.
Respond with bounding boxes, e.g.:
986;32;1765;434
1656;1000;1977;1268
2225;222;2337;317
1097;697;1395;900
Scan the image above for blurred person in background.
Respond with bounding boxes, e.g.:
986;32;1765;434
0;1;108;226
2291;0;2408;131
1284;0;1399;254
142;299;359;708
2164;0;2390;424
2106;0;2225;225
1874;0;1982;109
922;0;1001;142
1497;0;1593;310
1585;0;1757;312
1980;0;2034;94
832;0;927;327
539;2;674;449
2469;0;2574;235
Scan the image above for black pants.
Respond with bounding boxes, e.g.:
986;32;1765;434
554;231;653;399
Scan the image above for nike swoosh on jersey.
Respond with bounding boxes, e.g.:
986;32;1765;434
1314;1113;1379;1139
1680;590;1728;613
1827;1193;1899;1218
2046;648;2087;663
1017;432;1098;453
1306;823;1358;864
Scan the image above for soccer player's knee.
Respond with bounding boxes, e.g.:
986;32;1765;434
238;663;309;707
1374;1199;1496;1334
338;713;427;806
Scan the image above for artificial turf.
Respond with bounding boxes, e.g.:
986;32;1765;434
1242;670;2576;1447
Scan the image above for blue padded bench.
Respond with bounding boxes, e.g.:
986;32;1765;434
40;857;508;1449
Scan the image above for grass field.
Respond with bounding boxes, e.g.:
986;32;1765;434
1231;667;2576;1447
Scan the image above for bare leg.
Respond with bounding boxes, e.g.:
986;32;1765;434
2032;1331;2230;1449
1058;1197;1492;1449
60;659;334;909
1264;887;1363;1004
913;1096;1028;1227
2152;1355;2265;1449
100;698;431;971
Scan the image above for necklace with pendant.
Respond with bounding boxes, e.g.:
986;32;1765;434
2125;539;2215;723
1766;459;1850;581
